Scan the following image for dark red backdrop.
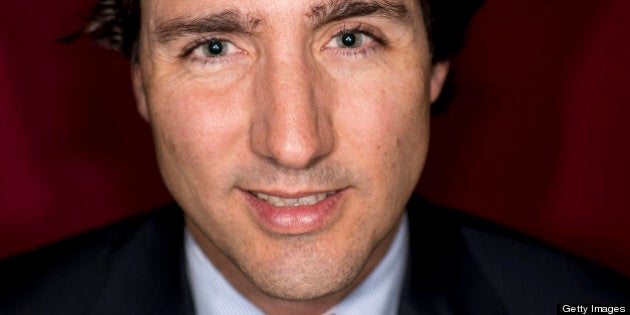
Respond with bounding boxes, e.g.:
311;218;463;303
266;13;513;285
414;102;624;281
2;1;629;278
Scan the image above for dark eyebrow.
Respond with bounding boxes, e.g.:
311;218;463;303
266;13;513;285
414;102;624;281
154;9;262;44
307;0;410;29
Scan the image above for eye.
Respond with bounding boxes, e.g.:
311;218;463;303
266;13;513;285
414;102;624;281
188;38;238;59
326;31;376;49
338;32;366;48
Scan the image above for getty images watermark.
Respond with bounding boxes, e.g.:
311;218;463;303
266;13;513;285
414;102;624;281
558;304;627;314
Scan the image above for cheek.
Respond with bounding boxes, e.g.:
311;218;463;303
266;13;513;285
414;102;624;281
334;69;429;168
152;75;247;146
141;51;253;159
145;76;251;193
329;63;431;216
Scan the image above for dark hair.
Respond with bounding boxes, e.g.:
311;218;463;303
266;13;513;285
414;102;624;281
67;0;484;112
420;0;485;63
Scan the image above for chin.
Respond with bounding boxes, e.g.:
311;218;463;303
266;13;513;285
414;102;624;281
239;237;368;301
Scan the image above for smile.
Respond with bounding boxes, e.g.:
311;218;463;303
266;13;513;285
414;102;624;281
251;191;337;207
244;189;345;235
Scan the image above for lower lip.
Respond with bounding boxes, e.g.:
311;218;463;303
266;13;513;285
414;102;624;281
243;190;344;235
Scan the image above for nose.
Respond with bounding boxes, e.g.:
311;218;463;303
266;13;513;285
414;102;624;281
251;49;334;169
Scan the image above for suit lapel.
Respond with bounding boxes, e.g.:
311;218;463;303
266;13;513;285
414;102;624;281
398;195;507;315
93;204;195;315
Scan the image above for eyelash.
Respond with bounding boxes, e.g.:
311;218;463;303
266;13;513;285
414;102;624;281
326;25;385;57
179;36;238;65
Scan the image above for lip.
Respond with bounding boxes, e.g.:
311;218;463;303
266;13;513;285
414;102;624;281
242;188;346;235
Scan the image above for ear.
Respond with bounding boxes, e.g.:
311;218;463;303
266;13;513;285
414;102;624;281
132;65;150;122
429;61;450;103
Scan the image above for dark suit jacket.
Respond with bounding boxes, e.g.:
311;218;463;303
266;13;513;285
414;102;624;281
2;195;628;314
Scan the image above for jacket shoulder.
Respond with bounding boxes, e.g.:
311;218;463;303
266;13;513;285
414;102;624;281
448;204;630;309
405;196;629;314
0;203;192;315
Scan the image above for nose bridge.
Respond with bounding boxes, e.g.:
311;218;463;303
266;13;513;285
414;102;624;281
252;45;332;169
268;50;312;118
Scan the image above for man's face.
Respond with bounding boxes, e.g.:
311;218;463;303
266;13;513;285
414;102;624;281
134;0;447;301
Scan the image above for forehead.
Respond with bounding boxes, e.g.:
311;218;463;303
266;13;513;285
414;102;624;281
141;0;423;26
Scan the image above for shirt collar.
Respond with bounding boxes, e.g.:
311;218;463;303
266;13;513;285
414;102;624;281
184;214;409;315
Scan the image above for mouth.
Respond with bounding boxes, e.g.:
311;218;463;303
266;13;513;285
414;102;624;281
243;189;345;235
249;191;337;207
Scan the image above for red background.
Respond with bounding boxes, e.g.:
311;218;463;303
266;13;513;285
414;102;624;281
2;1;629;278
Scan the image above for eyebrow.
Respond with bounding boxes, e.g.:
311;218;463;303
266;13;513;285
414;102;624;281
154;9;262;44
307;0;410;29
153;0;409;44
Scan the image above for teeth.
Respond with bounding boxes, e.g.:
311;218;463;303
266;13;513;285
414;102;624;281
254;192;332;207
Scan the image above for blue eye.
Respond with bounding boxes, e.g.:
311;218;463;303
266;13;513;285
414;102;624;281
181;37;247;66
326;30;376;51
338;32;362;48
185;38;239;60
201;40;227;57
